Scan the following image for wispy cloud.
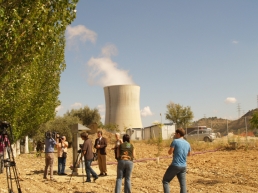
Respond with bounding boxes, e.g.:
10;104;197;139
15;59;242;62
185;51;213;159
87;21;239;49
66;25;97;47
70;102;83;109
232;40;239;44
225;97;237;104
55;105;64;113
87;44;135;87
141;106;153;117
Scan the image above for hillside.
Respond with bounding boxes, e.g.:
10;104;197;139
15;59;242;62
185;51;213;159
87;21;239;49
190;108;258;135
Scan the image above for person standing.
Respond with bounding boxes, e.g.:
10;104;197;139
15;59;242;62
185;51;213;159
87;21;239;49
162;128;191;193
94;130;107;176
56;135;68;175
115;134;135;193
0;134;10;173
81;132;98;182
111;133;123;160
43;132;57;181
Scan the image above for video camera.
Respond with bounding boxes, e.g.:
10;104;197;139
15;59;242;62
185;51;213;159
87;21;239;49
45;131;59;139
0;121;10;135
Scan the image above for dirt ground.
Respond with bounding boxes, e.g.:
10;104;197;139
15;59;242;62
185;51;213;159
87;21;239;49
0;135;258;193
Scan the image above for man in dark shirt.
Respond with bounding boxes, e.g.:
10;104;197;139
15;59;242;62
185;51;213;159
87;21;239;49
81;132;98;182
94;130;107;176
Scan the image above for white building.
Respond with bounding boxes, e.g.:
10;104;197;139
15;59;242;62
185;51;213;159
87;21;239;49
126;123;175;140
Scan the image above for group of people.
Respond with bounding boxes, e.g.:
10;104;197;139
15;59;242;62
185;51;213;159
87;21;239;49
43;134;68;181
44;128;191;193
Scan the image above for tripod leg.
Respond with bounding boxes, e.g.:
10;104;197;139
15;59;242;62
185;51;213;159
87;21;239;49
69;152;81;184
82;155;84;183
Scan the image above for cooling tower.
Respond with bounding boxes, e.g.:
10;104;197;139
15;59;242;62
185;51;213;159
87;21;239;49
104;85;142;132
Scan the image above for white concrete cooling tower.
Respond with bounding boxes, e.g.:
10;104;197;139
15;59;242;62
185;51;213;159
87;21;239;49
104;85;142;132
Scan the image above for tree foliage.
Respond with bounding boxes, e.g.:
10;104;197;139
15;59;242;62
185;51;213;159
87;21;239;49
64;106;101;126
32;115;81;144
0;0;78;140
250;110;258;130
165;102;194;128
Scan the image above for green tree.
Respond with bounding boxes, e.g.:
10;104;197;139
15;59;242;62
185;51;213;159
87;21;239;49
103;123;119;132
165;102;194;128
65;106;101;126
0;0;78;140
250;110;258;130
32;115;81;144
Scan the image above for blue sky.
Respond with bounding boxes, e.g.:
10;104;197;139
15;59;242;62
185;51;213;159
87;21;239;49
56;0;258;127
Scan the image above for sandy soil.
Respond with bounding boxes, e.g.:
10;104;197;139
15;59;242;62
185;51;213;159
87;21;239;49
0;137;257;193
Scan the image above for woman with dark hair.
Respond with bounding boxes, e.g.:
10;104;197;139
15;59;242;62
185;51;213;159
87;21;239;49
115;134;135;193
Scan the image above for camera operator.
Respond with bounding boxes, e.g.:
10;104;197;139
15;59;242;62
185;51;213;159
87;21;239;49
80;132;98;182
43;132;57;181
0;134;10;174
56;135;68;175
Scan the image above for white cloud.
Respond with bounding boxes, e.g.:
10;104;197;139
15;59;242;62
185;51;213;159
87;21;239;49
55;105;64;113
141;106;153;117
225;97;237;104
87;44;134;87
70;102;83;109
66;25;97;47
97;104;105;113
101;44;118;57
232;40;239;44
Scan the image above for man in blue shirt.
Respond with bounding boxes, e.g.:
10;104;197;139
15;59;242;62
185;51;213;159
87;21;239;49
162;128;191;193
43;132;57;181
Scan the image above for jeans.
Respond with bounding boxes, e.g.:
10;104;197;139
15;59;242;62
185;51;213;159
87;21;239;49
162;165;187;193
85;159;98;182
58;157;66;174
115;160;134;193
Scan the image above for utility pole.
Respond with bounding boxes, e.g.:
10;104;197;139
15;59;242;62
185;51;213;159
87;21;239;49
237;103;241;119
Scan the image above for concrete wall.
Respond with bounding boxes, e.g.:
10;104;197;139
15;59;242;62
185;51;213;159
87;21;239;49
126;128;144;140
104;85;142;133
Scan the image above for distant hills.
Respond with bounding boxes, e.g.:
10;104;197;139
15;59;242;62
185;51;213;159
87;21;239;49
190;108;258;135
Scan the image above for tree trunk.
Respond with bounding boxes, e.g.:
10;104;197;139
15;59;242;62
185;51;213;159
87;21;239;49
25;136;29;154
16;140;20;156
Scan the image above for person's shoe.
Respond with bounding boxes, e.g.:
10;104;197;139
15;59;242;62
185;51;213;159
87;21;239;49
104;173;107;176
93;176;98;182
50;178;57;182
43;177;47;180
85;180;91;183
61;173;67;175
98;173;104;176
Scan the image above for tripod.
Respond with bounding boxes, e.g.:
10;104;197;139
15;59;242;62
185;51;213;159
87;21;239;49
0;121;22;193
69;149;85;183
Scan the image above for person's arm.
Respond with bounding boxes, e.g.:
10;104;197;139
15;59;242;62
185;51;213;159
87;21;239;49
132;148;136;159
187;146;191;156
168;147;174;155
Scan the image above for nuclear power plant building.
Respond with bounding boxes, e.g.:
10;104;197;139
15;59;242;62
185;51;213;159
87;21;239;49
104;85;143;133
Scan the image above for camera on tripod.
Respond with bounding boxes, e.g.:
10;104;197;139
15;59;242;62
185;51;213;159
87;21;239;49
77;144;83;153
45;131;59;139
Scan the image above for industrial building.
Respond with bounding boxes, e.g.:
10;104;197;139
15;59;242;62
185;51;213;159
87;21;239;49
104;85;142;133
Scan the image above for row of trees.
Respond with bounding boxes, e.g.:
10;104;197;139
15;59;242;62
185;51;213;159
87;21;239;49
0;0;79;140
32;106;102;143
